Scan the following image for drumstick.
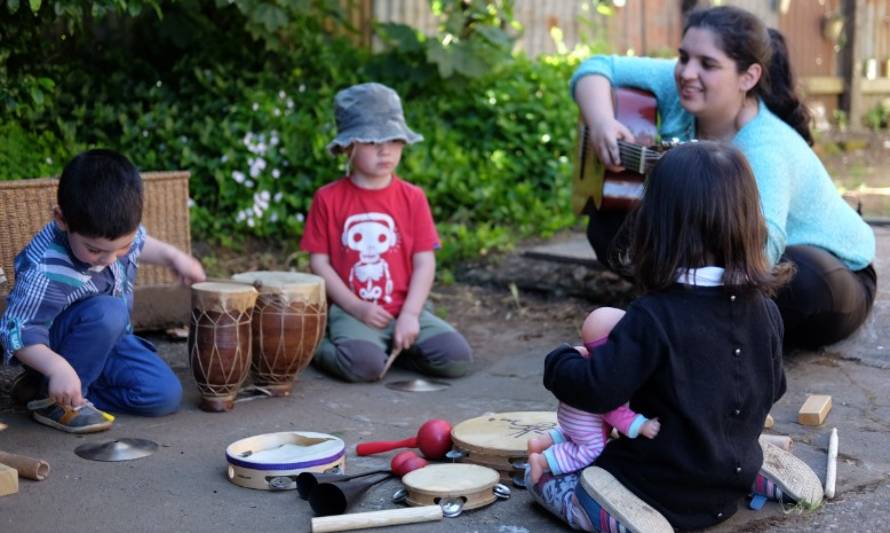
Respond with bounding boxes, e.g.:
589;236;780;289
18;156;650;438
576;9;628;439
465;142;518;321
825;427;838;499
311;505;443;532
378;347;402;380
0;450;50;481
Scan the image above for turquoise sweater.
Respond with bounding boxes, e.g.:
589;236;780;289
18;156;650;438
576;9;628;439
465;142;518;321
571;56;875;270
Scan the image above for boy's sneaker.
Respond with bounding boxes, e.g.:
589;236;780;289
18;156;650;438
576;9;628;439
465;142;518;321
28;399;114;434
759;436;824;507
10;368;43;406
578;467;674;533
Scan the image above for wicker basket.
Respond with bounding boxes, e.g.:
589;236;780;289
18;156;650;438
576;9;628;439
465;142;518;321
0;171;192;329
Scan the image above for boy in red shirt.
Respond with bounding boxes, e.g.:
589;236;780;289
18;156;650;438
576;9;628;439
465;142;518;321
300;83;472;382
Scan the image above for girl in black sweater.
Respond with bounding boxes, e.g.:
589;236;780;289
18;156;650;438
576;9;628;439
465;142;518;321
528;142;824;531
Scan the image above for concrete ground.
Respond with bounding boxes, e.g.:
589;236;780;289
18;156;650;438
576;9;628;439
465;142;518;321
2;228;890;533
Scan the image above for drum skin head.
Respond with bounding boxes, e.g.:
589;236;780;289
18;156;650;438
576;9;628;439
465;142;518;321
401;463;500;510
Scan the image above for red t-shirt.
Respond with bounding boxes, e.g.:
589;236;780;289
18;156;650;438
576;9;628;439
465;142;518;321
300;176;440;316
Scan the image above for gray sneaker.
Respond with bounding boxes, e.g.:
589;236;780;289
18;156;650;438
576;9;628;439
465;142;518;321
29;399;114;434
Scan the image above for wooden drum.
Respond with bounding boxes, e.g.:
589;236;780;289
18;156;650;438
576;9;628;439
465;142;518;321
188;282;258;412
231;271;327;397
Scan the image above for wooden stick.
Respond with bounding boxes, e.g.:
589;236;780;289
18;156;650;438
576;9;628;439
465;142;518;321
825;427;838;499
378;347;402;381
0;451;50;481
311;505;443;532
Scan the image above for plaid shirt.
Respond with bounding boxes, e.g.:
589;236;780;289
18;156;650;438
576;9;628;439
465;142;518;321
1;222;146;364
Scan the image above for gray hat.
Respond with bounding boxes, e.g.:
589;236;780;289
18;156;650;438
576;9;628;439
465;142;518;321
326;82;423;156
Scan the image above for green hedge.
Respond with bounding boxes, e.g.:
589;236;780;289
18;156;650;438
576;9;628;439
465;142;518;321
1;1;586;268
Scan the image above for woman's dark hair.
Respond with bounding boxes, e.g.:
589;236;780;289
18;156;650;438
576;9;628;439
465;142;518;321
619;141;793;295
684;6;813;145
57;149;143;239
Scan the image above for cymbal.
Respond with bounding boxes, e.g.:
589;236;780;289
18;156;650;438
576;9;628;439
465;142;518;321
385;379;451;392
75;438;159;462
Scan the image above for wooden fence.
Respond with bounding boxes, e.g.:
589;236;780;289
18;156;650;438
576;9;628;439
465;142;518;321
353;0;890;130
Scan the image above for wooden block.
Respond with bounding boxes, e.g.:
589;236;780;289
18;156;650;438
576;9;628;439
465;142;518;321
0;463;18;496
799;394;832;426
763;414;774;429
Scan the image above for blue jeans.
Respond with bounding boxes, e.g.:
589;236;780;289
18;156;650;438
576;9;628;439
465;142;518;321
49;295;182;416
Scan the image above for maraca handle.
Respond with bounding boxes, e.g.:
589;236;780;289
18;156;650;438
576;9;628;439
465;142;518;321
356;437;417;456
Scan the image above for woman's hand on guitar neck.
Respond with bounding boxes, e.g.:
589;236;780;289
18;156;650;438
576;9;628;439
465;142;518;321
587;116;636;173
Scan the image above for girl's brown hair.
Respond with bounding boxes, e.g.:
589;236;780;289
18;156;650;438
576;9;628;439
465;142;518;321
619;141;792;295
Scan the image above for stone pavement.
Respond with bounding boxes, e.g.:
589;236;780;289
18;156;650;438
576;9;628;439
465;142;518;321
1;228;889;533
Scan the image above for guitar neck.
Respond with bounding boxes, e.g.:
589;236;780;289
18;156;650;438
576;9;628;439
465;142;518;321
618;140;661;175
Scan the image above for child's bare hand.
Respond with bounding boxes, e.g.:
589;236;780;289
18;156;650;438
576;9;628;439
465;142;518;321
394;312;420;352
357;301;394;329
46;364;84;408
170;252;206;285
640;417;661;439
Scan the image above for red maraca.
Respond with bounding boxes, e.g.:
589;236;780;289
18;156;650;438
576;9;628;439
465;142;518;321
390;450;428;477
356;418;452;459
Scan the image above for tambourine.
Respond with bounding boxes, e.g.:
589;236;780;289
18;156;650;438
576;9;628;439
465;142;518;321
448;411;557;486
393;463;510;514
226;431;345;490
309;463;510;533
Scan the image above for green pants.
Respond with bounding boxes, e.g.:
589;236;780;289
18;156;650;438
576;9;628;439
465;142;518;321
314;303;473;382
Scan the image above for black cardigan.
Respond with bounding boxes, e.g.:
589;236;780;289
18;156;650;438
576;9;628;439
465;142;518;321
544;284;785;530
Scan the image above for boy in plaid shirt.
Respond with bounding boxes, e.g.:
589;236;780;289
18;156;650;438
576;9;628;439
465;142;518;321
1;149;205;433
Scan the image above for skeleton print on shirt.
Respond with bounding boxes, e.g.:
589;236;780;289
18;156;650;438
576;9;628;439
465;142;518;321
341;212;396;304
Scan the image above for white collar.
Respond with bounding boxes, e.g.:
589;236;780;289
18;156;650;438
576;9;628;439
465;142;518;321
675;266;725;287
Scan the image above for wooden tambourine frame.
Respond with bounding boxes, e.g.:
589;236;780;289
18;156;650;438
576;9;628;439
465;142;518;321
449;411;558;484
397;463;505;511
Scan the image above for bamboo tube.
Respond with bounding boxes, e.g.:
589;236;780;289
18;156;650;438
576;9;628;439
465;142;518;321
0;451;50;481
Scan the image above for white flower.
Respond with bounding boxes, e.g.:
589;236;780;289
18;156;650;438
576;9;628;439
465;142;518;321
298;84;306;93
245;179;254;188
247;218;255;228
221;154;228;163
278;90;286;100
541;134;551;143
45;157;53;164
272;169;281;179
286;99;294;109
296;213;305;222
273;192;283;202
259;190;271;201
273;108;281;117
142;130;149;138
188;199;196;208
270;136;279;147
232;171;246;183
252;102;259;111
269;212;279;222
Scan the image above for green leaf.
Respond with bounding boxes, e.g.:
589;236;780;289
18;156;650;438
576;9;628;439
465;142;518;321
28;0;39;11
7;0;20;14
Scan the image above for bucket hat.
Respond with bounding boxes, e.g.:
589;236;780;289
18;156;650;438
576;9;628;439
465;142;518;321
326;82;423;156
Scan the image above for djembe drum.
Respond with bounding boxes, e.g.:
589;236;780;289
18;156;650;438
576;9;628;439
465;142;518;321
189;281;258;412
231;271;327;397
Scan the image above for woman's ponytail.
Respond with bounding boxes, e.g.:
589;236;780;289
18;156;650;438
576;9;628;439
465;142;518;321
762;29;813;145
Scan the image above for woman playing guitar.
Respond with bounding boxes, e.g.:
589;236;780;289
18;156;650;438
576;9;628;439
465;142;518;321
574;5;875;354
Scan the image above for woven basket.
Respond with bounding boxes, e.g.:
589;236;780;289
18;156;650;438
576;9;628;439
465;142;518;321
0;171;192;328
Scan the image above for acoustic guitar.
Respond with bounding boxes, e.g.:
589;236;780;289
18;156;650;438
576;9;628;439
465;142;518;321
571;88;673;214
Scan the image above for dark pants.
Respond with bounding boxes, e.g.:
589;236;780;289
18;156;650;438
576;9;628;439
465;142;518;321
584;207;877;351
